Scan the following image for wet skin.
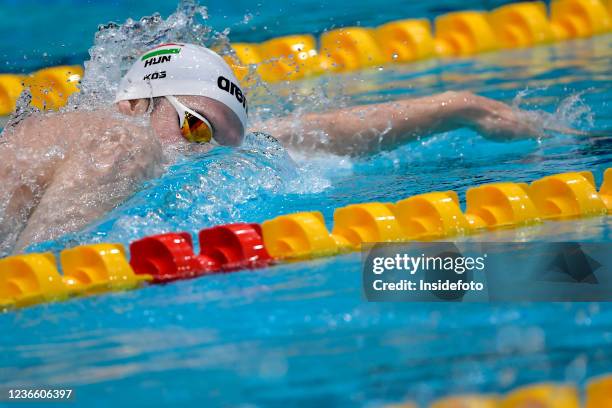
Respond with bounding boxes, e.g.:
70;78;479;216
0;91;569;253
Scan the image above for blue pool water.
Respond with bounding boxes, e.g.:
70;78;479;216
2;0;612;406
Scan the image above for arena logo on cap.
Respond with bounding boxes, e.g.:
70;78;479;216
217;76;248;112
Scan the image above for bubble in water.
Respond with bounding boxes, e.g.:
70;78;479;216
77;0;219;108
241;13;253;25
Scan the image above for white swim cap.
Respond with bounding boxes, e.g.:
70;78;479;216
115;43;248;130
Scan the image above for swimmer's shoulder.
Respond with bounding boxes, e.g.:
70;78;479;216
3;108;148;147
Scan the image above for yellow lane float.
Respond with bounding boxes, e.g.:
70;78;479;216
0;253;69;307
262;211;348;259
0;74;24;115
320;27;385;71
434;11;498;56
232;41;306;82
585;374;612;408
228;43;262;81
231;43;263;66
528;171;607;220
465;182;540;229
331;202;405;248
259;34;332;79
550;0;612;39
24;65;83;111
393;191;471;238
500;383;580;408
375;19;435;62
489;2;554;48
599;167;612;212
60;243;150;294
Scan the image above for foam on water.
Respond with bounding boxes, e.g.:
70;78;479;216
78;0;214;107
512;88;596;134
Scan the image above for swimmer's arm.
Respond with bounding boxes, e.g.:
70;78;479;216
13;124;163;252
258;91;541;155
0;116;66;254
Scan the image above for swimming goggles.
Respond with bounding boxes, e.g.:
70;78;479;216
165;95;215;144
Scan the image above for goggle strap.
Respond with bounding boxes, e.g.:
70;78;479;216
164;95;186;127
164;95;214;132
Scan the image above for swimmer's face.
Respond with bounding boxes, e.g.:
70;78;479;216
118;96;244;146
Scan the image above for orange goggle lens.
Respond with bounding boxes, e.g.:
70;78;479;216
180;112;213;143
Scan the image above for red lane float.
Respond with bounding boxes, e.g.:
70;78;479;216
129;232;218;283
128;224;271;283
198;223;272;271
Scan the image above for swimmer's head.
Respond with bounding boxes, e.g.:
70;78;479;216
115;43;247;145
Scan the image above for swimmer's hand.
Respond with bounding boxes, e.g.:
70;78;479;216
457;92;585;141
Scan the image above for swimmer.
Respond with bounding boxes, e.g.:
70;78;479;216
0;43;578;253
